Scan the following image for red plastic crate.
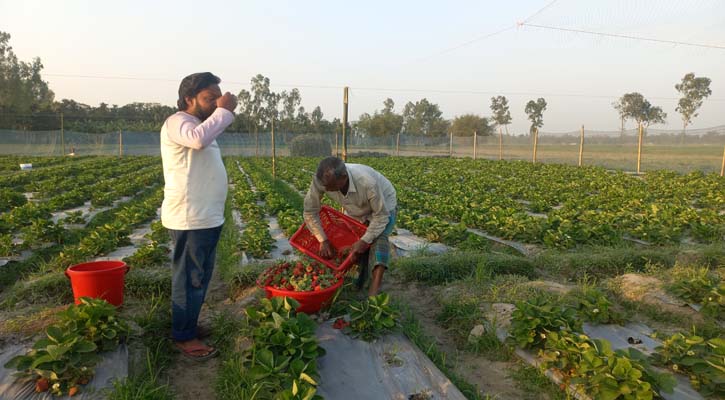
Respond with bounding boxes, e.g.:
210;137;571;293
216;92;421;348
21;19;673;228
290;205;368;273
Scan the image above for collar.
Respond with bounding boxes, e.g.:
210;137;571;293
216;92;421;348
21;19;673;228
345;166;357;194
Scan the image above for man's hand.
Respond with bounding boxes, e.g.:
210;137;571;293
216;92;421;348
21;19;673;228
319;240;334;259
351;239;370;255
217;92;238;112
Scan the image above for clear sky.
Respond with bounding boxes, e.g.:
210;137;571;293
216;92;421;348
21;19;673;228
1;0;724;134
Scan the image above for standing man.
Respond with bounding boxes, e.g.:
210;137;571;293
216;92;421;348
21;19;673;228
303;157;397;296
160;72;237;360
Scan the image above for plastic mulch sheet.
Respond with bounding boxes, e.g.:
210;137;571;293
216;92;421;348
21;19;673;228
0;343;128;399
315;320;466;400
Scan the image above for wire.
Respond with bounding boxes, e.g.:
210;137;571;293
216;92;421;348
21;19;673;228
519;22;725;50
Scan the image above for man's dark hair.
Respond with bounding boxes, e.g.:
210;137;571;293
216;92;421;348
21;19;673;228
316;157;347;182
177;72;221;111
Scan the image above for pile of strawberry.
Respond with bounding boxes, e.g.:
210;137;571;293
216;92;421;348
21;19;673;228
257;259;339;292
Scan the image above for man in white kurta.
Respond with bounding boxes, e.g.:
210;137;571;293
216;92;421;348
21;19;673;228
160;72;236;360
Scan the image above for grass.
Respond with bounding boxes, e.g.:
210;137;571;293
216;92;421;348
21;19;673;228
107;294;174;400
509;364;566;400
394;251;536;285
0;271;72;309
124;267;171;299
395;299;490;400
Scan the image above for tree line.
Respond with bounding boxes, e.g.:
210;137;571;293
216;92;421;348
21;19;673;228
0;31;714;141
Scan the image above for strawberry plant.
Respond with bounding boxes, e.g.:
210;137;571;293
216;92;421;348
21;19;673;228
4;325;98;397
61;211;86;225
57;297;130;352
509;296;581;349
123;241;170;268
653;332;725;396
0;233;17;257
0;187;26;212
539;331;674;399
346;293;398;341
257;259;339;292
566;287;619;325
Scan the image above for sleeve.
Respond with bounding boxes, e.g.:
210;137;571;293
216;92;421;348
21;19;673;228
303;177;328;242
166;108;234;150
360;182;390;244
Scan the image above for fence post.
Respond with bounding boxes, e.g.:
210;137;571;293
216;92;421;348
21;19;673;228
449;131;453;158
342;87;349;162
498;126;503;160
396;130;400;156
119;129;123;158
636;122;643;174
532;128;539;164
60;113;65;156
271;119;276;178
578;125;584;167
473;129;478;160
720;144;725;177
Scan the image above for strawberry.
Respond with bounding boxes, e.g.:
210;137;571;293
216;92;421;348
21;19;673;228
35;378;49;393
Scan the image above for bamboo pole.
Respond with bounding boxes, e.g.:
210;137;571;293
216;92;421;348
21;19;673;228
396;130;400;156
578;125;584;167
271;119;276;178
449;131;453;158
720;144;725;177
636;122;644;174
473;129;478;160
60;113;65;156
119;129;123;158
342;87;349;162
498;126;503;160
532;127;539;164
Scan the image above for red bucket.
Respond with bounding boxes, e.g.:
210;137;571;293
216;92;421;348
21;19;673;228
65;261;130;306
263;278;344;314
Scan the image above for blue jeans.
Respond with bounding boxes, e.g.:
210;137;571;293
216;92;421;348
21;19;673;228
168;225;222;341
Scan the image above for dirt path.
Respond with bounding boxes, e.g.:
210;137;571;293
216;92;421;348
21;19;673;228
384;276;527;400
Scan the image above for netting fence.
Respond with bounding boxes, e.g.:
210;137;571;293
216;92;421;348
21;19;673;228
1;125;724;174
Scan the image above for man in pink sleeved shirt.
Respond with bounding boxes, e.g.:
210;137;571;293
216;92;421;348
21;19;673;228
160;72;237;360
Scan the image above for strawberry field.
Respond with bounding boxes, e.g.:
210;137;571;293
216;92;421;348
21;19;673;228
0;155;723;400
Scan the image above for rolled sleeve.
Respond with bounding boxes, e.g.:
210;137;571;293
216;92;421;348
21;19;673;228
360;183;389;244
303;178;328;242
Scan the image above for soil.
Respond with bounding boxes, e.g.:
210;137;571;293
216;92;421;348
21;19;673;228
384;276;529;400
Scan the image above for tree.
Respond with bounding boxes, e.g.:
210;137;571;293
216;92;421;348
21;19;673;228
402;98;449;136
489;96;512;135
675;73;712;143
617;92;666;135
279;88;301;140
449;114;493;137
524;98;547;136
355;98;403;138
237;74;273;155
311;106;324;132
0;31;55;129
612;97;628;138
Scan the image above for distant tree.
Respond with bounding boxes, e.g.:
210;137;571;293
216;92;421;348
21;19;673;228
490;96;512;135
402;98;449;136
355;98;403;138
675;73;712;143
311;106;324;132
279;88;301;140
449;114;493;137
617;92;666;136
612;97;628;138
524;98;547;136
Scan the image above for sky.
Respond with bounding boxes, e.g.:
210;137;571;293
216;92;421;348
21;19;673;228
1;0;724;134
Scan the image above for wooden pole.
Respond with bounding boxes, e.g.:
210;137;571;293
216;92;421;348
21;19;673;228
119;129;123;158
720;144;725;177
473;129;478;160
255;126;259;157
498;126;503;160
449;131;453;158
636;122;644;174
335;130;338;157
342;87;349;162
578;125;584;167
532;127;539;164
60;113;65;156
271;119;276;178
396;130;400;156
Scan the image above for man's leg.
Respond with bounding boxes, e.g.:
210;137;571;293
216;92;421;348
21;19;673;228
169;225;222;356
367;209;396;296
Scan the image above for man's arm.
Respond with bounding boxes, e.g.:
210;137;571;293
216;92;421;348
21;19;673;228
166;108;234;150
303;178;327;242
360;183;390;244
